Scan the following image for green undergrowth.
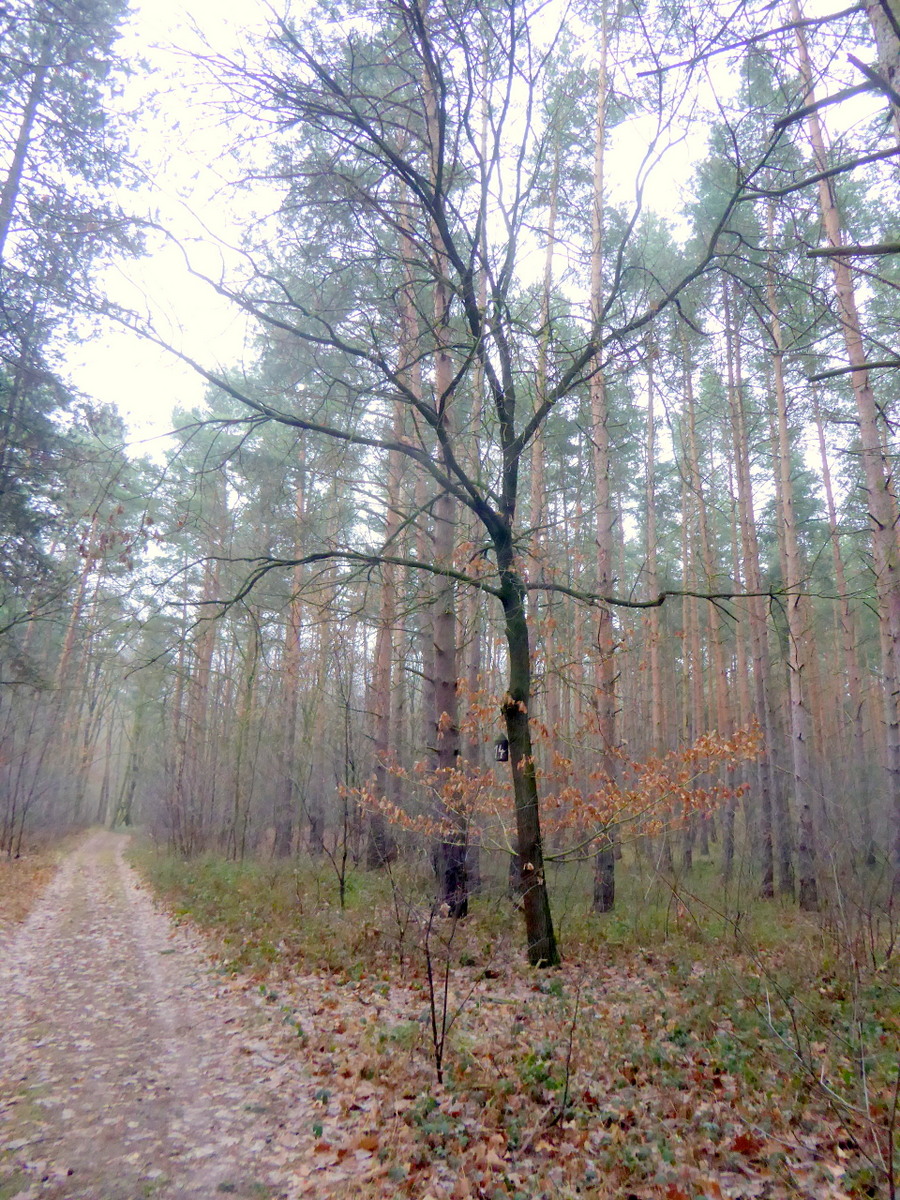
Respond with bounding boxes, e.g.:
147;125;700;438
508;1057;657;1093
132;846;383;974
132;842;833;972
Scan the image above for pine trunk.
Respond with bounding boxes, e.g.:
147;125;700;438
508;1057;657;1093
588;13;618;910
794;2;900;882
766;213;818;909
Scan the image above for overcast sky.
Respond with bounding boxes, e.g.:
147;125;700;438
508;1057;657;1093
63;0;267;452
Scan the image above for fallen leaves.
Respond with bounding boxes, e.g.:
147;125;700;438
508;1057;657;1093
0;845;64;931
231;948;884;1200
730;1130;764;1157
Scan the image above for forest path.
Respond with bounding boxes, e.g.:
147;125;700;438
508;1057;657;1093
0;831;315;1200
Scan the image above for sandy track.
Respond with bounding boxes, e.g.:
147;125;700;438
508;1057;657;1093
0;832;315;1199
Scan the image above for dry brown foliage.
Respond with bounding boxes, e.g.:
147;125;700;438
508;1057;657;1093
0;838;71;929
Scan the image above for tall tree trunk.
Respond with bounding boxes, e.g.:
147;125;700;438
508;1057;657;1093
497;541;559;966
368;399;404;868
863;0;900;138
589;8;618;911
274;446;306;857
178;474;226;856
724;283;789;897
683;338;732;871
229;623;260;861
0;35;51;262
54;514;103;823
766;208;818;909
680;468;703;868
812;390;874;861
424;63;465;917
530;142;559;750
794;0;900;883
644;339;669;871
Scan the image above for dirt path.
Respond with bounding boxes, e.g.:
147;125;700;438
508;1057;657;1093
0;832;316;1200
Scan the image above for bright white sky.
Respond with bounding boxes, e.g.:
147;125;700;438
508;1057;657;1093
63;0;270;453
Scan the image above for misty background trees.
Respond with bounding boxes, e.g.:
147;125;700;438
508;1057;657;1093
2;0;899;963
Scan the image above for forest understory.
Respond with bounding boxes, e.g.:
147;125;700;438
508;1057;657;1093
3;830;895;1200
3;0;900;1194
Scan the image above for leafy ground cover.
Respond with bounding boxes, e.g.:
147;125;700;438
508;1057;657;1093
135;845;899;1199
0;837;75;930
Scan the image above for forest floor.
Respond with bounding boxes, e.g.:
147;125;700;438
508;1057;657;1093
1;834;897;1200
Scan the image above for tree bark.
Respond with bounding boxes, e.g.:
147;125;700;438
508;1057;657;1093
0;37;51;263
589;12;618;911
724;282;790;897
812;391;874;861
766;206;818;909
423;57;465;917
683;337;731;869
794;0;900;882
863;0;900;137
497;543;559;966
274;445;307;858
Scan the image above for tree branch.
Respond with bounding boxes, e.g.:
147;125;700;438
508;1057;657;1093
636;5;864;77
773;81;877;130
200;549;503;610
808;241;900;257
848;52;900;110
741;146;900;200
528;580;783;611
808;358;900;382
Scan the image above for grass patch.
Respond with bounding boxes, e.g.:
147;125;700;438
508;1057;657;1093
129;843;460;976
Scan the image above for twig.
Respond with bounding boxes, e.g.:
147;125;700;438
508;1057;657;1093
552;975;582;1125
